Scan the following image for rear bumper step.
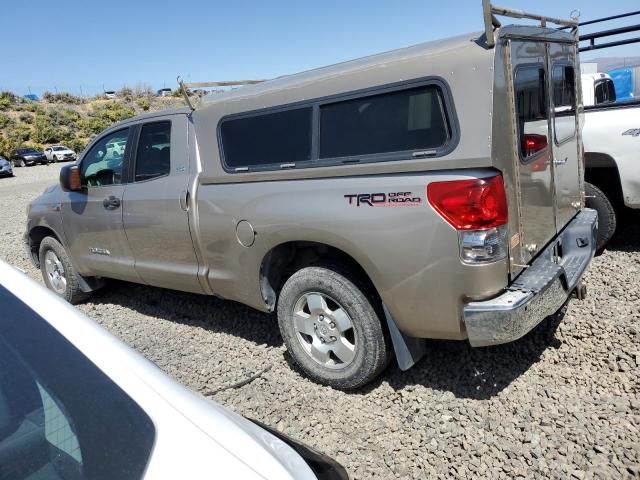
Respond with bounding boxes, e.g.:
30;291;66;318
463;208;598;347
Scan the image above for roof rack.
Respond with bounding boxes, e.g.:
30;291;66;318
567;11;640;52
177;76;267;110
482;0;579;48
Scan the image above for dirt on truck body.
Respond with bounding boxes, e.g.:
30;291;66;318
26;2;597;389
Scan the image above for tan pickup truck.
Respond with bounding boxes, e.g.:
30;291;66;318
26;2;597;389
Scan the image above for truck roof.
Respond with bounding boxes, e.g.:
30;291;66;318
199;32;482;108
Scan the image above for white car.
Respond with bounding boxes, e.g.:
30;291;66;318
44;145;77;162
0;260;347;480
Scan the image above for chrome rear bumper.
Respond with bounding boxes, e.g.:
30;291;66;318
463;208;598;347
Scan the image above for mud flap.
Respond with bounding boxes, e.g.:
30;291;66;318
383;305;426;371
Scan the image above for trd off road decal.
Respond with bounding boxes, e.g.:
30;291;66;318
344;192;422;207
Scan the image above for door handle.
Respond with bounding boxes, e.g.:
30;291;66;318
103;196;121;210
553;157;568;166
179;190;190;211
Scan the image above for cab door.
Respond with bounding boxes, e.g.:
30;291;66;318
121;116;203;294
510;40;555;263
548;42;581;230
61;127;140;282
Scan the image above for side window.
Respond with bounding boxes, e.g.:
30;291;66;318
514;66;548;160
135;122;171;182
80;128;129;187
220;107;312;170
552;64;576;144
319;84;450;159
595;79;616;105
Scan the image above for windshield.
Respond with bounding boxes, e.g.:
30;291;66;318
0;285;155;479
17;148;38;154
52;146;66;151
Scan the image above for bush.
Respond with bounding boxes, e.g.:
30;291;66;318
32;113;65;144
136;98;150;111
0;91;17;110
18;113;33;124
42;91;84;105
0;113;14;128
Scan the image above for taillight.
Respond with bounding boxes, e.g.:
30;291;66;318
427;175;509;264
523;134;548;157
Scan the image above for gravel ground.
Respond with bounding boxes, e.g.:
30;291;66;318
1;164;638;479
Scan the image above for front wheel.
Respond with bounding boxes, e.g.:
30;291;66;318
277;266;390;389
39;236;90;304
16;159;25;167
585;182;616;252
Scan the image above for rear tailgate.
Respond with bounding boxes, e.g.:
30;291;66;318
506;34;582;268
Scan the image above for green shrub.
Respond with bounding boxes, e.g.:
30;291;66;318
136;98;150;111
42;91;84;105
0;113;14;128
0;91;17;110
18;112;33;124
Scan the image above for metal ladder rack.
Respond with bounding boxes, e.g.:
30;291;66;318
570;10;640;52
482;0;579;48
177;77;267;111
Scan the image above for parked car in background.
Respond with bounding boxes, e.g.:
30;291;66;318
11;147;48;167
0;259;348;480
0;156;13;177
157;88;173;97
0;155;13;177
104;90;116;99
23;94;39;101
44;145;77;162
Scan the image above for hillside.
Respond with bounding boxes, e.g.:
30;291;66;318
0;90;185;157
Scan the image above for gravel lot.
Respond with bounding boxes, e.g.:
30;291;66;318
1;164;638;479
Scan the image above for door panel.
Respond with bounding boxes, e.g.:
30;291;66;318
510;40;555;262
62;186;139;281
122;116;203;293
548;42;581;230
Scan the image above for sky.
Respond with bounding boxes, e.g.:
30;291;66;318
1;0;638;96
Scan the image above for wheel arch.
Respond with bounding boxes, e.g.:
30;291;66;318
27;225;64;268
584;152;623;205
259;240;382;313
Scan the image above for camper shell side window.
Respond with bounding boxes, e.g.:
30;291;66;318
218;78;458;173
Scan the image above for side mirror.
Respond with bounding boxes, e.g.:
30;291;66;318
60;164;82;192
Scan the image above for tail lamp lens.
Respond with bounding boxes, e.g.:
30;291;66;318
427;175;508;230
427;175;509;264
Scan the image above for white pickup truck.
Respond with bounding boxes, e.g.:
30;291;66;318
581;73;640;250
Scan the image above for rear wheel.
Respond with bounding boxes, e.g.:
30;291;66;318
39;236;90;304
277;266;390;389
16;159;25;167
585;182;616;252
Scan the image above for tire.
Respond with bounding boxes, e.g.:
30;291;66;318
585;182;616;252
39;236;90;304
17;159;25;167
277;265;390;389
53;155;58;162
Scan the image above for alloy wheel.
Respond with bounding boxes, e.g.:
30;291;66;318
292;292;357;369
